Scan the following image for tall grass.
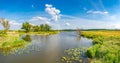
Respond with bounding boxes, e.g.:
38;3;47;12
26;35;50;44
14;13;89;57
0;33;27;55
81;31;120;63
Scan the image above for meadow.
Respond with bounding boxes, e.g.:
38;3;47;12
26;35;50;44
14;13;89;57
81;30;120;63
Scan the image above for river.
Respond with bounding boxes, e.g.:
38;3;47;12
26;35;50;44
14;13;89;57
0;32;93;63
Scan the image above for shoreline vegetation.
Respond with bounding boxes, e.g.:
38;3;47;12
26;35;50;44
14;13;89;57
0;30;59;55
0;31;58;53
19;31;59;35
0;18;59;54
0;33;27;55
81;30;120;63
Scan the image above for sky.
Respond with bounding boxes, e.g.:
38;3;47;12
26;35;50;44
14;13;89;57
0;0;120;30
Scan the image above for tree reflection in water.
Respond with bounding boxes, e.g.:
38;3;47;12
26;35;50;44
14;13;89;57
76;29;81;41
22;35;31;42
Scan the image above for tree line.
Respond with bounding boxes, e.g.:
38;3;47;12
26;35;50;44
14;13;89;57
0;18;52;34
21;22;52;32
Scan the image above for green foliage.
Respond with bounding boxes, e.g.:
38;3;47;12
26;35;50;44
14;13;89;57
96;45;108;58
0;30;5;36
82;31;120;63
93;37;103;45
21;22;32;32
86;44;100;58
40;24;44;31
21;21;52;32
32;25;40;32
32;24;51;32
2;39;25;47
0;34;27;54
44;24;51;31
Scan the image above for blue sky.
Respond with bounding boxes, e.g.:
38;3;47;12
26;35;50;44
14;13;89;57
0;0;120;29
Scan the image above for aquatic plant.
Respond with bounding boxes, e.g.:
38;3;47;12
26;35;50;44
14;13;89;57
0;33;29;55
0;43;41;56
61;48;89;63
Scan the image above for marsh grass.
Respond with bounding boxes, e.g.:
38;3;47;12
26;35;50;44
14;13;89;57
81;31;120;63
0;33;28;55
0;31;58;55
0;43;41;56
19;31;59;35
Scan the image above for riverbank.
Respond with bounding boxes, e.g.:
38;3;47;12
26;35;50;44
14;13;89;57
0;33;28;55
0;33;27;49
0;31;93;63
0;31;59;50
81;30;120;63
19;31;59;35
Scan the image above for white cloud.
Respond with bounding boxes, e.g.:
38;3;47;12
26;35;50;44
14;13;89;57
30;16;49;21
109;15;117;20
87;10;109;15
59;15;117;29
45;4;61;21
10;20;21;26
9;20;22;30
113;23;120;29
46;21;50;24
65;22;70;26
29;16;50;25
45;4;52;8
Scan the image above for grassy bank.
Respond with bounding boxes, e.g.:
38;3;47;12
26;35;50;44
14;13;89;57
0;33;28;55
81;31;120;63
0;31;58;51
19;31;59;35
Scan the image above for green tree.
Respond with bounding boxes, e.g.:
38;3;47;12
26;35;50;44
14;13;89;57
40;24;45;31
21;22;32;32
0;18;10;34
44;24;51;31
33;25;40;32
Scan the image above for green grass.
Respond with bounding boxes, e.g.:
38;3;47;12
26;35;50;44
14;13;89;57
19;31;59;35
0;30;5;36
0;33;28;55
1;39;25;48
81;31;120;63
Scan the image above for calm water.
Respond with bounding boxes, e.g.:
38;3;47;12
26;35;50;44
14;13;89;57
0;32;93;63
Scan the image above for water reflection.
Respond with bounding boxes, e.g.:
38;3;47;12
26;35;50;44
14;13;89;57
22;35;31;42
76;34;81;41
73;31;81;41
